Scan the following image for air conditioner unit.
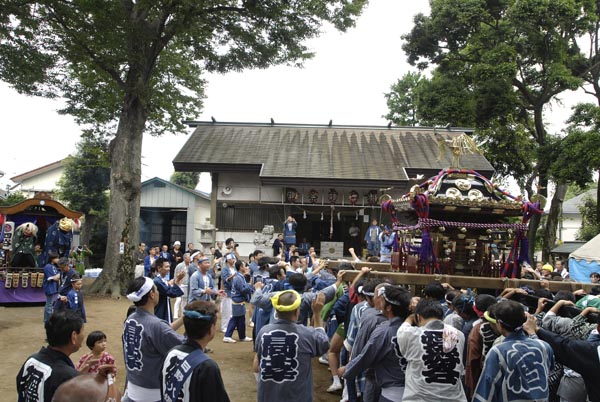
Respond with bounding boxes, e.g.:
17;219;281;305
222;185;232;196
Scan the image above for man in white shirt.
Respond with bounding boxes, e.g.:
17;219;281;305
554;260;569;279
173;253;191;319
396;298;467;402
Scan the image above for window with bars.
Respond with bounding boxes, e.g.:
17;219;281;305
217;204;284;231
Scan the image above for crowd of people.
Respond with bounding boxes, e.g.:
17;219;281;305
17;233;600;402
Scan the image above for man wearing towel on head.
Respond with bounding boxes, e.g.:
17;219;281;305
254;289;330;402
122;277;184;402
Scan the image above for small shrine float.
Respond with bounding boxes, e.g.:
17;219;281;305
382;168;543;278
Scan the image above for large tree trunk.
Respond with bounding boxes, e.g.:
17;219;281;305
597;169;600;228
542;182;568;262
89;91;146;297
80;214;94;270
527;174;548;261
527;106;549;261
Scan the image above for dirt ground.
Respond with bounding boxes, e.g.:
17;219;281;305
1;295;340;402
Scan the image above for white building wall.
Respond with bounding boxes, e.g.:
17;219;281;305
561;213;583;242
16;167;64;198
217;173;281;202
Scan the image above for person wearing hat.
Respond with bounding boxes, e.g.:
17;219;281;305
43;251;61;323
473;300;554;402
541;263;554;279
122;276;184;402
62;273;86;323
170;241;183;277
43;218;74;261
254;290;329;402
54;257;76;312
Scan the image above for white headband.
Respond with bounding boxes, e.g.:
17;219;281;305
127;277;154;302
378;286;402;306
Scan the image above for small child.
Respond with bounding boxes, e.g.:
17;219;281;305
65;273;86;323
77;330;116;374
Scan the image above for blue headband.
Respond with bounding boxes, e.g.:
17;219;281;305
183;310;214;321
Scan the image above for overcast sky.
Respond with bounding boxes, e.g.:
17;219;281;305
0;0;581;194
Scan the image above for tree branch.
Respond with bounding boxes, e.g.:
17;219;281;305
46;6;126;89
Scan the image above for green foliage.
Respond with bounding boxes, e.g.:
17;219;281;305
397;0;587;182
0;192;27;206
0;1;368;135
55;131;110;215
551;103;600;187
383;72;424;126
170;171;199;190
565;182;597;201
577;196;600;241
1;1;369;292
55;132;110;267
397;0;592;260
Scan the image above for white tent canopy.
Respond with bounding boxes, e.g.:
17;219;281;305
570;233;600;263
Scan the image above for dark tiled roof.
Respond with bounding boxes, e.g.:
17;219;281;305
173;124;494;185
551;242;586;254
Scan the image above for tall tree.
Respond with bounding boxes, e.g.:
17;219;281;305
170;172;200;190
400;0;587;260
0;192;27;207
0;1;368;295
383;71;424;126
552;103;600;226
55;132;110;264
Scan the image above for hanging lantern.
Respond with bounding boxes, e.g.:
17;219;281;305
328;188;339;204
348;190;359;205
285;188;300;203
308;189;319;204
366;190;378;206
303;210;307;219
320;212;324;221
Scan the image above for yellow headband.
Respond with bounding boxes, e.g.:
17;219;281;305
483;311;497;324
270;290;301;312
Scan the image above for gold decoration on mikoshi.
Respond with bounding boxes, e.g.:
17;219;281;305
437;133;483;168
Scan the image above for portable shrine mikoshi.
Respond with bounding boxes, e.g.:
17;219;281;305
381;168;544;279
